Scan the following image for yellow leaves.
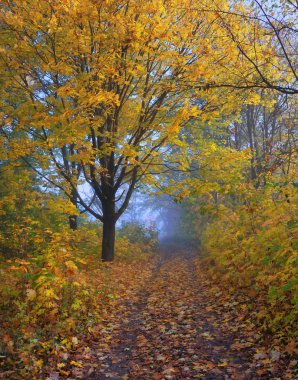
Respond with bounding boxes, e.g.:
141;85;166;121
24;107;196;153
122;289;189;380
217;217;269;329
70;360;83;368
202;178;298;335
46;197;79;218
76;258;87;265
65;260;78;275
209;142;217;153
71;298;82;311
167;123;180;136
56;85;78;99
44;288;60;300
82;89;120;108
71;336;79;346
35;275;50;286
47;14;59;33
122;145;140;165
217;361;228;367
26;289;36;300
0;217;156;373
246;92;262;106
10;259;30;273
0;0;268;233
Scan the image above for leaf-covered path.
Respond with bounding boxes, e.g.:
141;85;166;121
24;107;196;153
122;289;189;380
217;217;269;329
72;250;294;380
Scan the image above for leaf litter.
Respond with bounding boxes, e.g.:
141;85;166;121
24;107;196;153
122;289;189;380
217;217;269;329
46;250;297;380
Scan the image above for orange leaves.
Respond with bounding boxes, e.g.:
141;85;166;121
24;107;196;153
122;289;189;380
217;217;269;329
0;0;262;222
201;179;298;337
70;360;83;368
67;252;294;379
65;260;78;276
0;221;155;378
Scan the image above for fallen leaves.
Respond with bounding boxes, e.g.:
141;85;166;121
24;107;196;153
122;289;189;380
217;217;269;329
68;250;296;379
3;250;296;379
70;360;83;368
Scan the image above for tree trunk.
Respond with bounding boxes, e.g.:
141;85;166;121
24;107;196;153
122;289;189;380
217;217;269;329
69;215;78;230
101;199;116;262
69;191;78;230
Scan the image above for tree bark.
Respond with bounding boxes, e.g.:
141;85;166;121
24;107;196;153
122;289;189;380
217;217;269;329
69;215;78;230
69;190;78;230
101;196;116;262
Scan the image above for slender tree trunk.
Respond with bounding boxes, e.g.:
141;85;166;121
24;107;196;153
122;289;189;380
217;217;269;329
246;106;258;182
101;195;116;262
69;215;78;230
69;192;78;230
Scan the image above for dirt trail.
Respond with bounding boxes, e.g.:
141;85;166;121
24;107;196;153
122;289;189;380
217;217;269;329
75;250;294;380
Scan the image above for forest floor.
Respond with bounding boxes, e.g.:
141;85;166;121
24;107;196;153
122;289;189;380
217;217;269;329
53;249;296;380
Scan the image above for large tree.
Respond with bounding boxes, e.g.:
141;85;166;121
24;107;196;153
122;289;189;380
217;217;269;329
0;0;261;260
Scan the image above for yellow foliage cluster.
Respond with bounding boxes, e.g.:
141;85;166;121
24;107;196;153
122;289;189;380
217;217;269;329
0;221;155;377
202;180;298;336
0;165;78;257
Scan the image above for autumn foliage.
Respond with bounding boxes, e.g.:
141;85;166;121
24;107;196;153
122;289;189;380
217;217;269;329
0;220;155;377
202;179;298;336
0;0;297;378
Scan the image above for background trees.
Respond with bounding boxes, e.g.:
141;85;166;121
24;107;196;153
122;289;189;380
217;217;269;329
228;94;297;184
211;0;298;94
171;89;298;337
